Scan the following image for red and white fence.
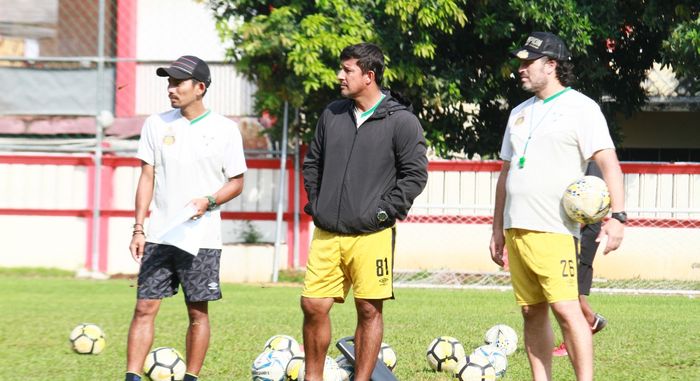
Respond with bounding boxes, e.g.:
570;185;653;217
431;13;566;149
1;154;699;286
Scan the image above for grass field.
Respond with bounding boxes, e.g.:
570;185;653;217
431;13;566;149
0;269;698;381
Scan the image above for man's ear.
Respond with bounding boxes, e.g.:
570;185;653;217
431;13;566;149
196;81;206;95
366;70;375;85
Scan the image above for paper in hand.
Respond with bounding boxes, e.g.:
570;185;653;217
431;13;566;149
156;203;210;255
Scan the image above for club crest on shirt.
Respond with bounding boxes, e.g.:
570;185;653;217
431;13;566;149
514;115;525;126
163;135;175;145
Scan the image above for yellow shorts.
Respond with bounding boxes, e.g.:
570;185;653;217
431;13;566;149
505;228;579;306
302;227;395;302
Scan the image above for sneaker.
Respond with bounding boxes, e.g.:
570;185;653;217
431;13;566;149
552;342;568;357
591;313;608;334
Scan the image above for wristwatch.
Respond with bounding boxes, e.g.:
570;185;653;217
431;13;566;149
377;209;389;223
206;195;218;211
610;211;627;224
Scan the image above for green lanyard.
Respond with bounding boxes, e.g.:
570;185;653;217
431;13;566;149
518;87;571;169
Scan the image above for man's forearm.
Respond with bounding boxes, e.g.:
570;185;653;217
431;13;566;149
134;164;154;225
492;162;509;231
210;174;244;206
594;149;625;212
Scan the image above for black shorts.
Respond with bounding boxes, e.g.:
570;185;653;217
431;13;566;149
137;243;222;303
577;222;601;295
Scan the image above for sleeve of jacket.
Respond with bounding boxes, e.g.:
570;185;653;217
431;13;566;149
302;111;326;216
381;112;428;220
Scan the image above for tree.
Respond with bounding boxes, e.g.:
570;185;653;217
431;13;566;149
209;0;699;158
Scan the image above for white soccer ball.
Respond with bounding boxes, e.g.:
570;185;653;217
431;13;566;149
285;356;305;381
426;336;467;373
284;355;342;381
264;335;303;358
334;355;354;381
253;349;292;381
378;342;398;371
484;324;518;356
562;175;611;224
455;352;497;381
143;347;186;381
472;344;508;377
69;323;106;354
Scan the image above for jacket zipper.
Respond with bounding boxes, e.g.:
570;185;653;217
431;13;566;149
335;123;360;231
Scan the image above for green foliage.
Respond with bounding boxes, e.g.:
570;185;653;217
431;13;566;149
1;274;699;380
662;10;700;93
211;1;699;157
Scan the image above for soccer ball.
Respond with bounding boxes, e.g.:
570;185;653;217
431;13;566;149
264;335;303;358
334;355;354;381
253;349;292;381
143;347;186;381
69;323;106;354
471;345;507;377
426;336;466;373
484;324;518;356
285;356;305;381
455;353;497;381
378;342;397;371
285;355;342;381
562;176;611;224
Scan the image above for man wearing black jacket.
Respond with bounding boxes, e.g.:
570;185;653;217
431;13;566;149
301;42;428;381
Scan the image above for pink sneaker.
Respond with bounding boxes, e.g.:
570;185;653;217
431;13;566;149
552;342;568;357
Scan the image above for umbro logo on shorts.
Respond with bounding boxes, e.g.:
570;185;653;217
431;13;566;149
207;282;219;291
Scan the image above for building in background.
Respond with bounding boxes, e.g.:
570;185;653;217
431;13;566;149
0;0;265;150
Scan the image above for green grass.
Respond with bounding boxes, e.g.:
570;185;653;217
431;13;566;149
0;271;698;381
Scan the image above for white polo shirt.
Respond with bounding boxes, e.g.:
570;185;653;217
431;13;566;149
499;89;614;237
137;109;247;249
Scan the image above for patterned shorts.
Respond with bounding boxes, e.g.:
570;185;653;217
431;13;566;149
137;243;222;303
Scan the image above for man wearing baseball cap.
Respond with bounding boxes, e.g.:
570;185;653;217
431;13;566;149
490;32;625;381
124;55;247;381
156;55;212;88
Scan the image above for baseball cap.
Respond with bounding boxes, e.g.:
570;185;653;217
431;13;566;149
156;55;211;87
510;32;571;61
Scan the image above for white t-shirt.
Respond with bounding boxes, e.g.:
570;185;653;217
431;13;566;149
499;89;614;237
136;109;247;249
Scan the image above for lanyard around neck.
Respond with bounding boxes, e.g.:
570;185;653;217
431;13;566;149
518;87;571;169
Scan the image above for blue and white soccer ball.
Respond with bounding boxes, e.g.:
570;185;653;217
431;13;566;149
472;344;507;377
484;324;518;356
252;349;293;381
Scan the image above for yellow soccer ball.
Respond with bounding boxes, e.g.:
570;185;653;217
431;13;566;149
563;176;611;224
69;323;106;354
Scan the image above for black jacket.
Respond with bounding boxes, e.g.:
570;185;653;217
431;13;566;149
303;90;429;234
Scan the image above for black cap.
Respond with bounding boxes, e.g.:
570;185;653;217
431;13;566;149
156;55;211;87
510;32;571;61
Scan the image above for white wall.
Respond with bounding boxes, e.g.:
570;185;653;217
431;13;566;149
134;0;256;117
136;0;227;61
